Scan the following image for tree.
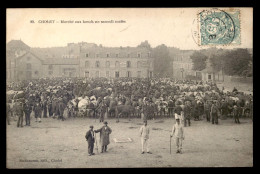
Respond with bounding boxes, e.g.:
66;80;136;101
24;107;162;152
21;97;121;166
190;51;208;71
152;44;172;78
222;49;252;76
137;40;152;50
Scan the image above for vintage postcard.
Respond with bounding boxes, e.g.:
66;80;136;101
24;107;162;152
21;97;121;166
6;8;253;168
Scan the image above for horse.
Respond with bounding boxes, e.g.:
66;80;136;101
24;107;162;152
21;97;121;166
115;99;135;122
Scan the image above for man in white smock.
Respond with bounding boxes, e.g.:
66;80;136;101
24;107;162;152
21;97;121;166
139;120;152;154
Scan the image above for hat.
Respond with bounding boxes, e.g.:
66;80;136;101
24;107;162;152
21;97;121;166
90;125;94;128
104;121;108;124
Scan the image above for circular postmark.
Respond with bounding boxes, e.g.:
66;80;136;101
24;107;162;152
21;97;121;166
191;8;237;46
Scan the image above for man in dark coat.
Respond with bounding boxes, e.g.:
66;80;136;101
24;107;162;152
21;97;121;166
168;99;174;117
34;102;42;123
210;102;219;124
52;97;57;117
85;125;95;156
58;99;66;121
24;101;32;126
98;101;107;122
47;99;52;117
42;99;47;118
16;102;24;127
95;121;112;153
233;105;240;124
183;102;191;127
204;101;211;122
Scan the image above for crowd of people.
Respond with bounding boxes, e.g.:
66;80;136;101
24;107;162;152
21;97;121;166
6;77;253;127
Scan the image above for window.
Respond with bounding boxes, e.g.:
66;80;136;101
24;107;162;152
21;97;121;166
127;53;130;58
85;61;90;68
27;57;31;61
138;53;141;58
85;71;89;78
106;61;110;68
96;61;100;68
137;61;141;68
208;74;212;80
115;61;120;68
116;53;119;58
127;71;131;77
49;71;53;75
26;63;31;70
106;53;110;58
48;65;53;70
85;53;89;58
96;54;99;58
137;71;141;78
95;71;99;78
106;71;110;78
115;71;120;78
127;61;131;68
35;71;39;75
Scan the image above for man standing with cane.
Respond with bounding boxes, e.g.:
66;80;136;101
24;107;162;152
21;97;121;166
170;134;172;154
94;121;112;153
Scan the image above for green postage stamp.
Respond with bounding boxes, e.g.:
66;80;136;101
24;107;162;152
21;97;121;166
198;8;241;46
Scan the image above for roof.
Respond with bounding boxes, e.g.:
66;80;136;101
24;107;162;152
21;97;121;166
43;58;79;65
7;40;30;50
201;66;215;73
80;46;151;58
30;46;79;59
16;51;44;62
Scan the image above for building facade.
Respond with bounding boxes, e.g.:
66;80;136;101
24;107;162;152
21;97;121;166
6;40;154;81
170;49;196;79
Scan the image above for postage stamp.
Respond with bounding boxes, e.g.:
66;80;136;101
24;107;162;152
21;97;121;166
198;8;241;46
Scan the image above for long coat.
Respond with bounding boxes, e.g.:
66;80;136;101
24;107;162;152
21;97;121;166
95;126;112;146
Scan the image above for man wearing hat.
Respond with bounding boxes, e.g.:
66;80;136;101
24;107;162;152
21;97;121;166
34;101;42;123
24;101;32;126
139;120;152;154
233;105;240;124
95;121;112;153
58;98;66;121
85;125;95;156
210;101;219;125
171;117;185;154
16;101;24;127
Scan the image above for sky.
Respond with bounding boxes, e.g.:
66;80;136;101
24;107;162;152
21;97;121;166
6;8;253;50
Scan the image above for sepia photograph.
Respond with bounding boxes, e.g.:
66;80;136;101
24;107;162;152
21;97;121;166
6;8;253;168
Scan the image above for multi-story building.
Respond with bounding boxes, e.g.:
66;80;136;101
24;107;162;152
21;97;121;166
169;48;196;79
79;46;153;78
6;40;154;81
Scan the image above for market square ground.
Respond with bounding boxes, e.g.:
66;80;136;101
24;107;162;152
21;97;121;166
6;116;253;168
